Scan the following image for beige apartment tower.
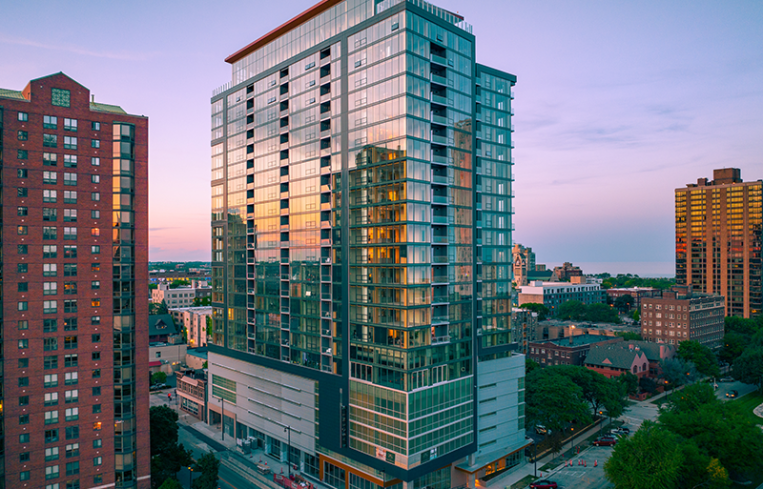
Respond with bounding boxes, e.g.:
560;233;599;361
676;168;762;318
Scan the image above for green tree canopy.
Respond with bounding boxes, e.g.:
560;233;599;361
169;279;191;289
525;357;541;375
605;421;684;489
525;368;591;436
158;479;183;489
556;300;587;320
720;331;747;365
152;371;168;385
150;406;193;489
519;302;549;321
660;357;700;388
614;294;635;312
545;365;627;419
677;341;720;378
192;452;221;489
732;345;763;392
555;300;621;323
617;331;642;341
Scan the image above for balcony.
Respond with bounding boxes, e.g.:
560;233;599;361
431;53;448;66
431;94;449;106
432;194;449;205
431;73;447;86
431;335;451;345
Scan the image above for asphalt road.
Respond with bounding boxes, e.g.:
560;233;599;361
549;446;615;489
716;379;758;401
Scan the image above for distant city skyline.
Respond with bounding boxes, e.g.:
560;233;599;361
2;0;761;276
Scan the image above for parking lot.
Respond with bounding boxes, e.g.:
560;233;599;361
543;446;615;489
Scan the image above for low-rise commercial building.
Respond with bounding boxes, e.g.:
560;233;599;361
518;279;605;314
185;347;208;370
177;370;207;421
152;281;212;307
528;334;623;367
641;286;725;348
605;287;661;309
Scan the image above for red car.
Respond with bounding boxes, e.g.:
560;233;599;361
593;435;618;447
529;480;558;489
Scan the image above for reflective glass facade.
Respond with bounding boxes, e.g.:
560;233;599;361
211;0;522;486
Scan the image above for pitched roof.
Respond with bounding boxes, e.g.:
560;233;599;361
585;345;646;370
622;340;674;362
541;334;619;347
149;314;179;337
90;102;127;114
0;88;26;100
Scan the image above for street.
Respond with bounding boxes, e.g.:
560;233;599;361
549;446;615;489
715;379;758;401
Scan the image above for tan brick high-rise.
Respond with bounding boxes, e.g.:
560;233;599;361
676;168;763;318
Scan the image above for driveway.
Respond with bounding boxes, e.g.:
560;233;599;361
715;380;757;401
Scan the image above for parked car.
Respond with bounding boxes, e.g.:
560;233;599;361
529;480;558;489
719;377;734;383
150;383;167;391
593;435;618;447
534;425;550;435
611;427;630;436
726;390;739;398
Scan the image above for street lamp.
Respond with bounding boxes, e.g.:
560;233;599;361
533;438;538;478
186;466;194;489
212;395;226;440
598;410;604;437
570;427;575;454
284;425;292;478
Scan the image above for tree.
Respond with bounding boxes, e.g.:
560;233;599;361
556;300;587;320
614;294;635;313
192;452;220;489
150;406;193;489
617;331;642;341
525;357;541;374
548;365;627;419
192;296;211;307
632;308;640;322
660;357;699;392
586;303;621;323
639;376;658;395
732;346;763;392
519;302;549;321
720;331;747;365
677;341;720;379
617;372;639;397
525;368;591;437
152;371;168;385
604;421;684;489
158;479;183;489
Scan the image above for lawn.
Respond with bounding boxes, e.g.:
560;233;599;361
729;390;763;425
510;475;537;489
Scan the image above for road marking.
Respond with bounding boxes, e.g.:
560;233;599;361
219;475;240;489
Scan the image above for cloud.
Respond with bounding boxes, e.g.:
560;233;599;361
0;34;156;61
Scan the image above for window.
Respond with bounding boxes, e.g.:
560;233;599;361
93;457;102;466
18;358;29;368
91;281;101;290
64;264;77;276
44;170;58;184
64;209;77;221
44;134;58;147
43;300;58;312
45;392;59;406
17;225;28;235
91;174;100;183
20;433;30;443
44;337;58;351
46;447;60;461
65;390;79;403
90;228;100;237
17;168;28;178
44;189;58;202
65;426;79;439
45;355;59;369
92;422;101;431
18;376;29;387
45;410;59;424
44;263;58;276
64;154;77;167
92;121;100;131
64;300;78;314
18;320;29;330
43;226;58;239
44;152;58;166
64;318;78;331
91;245;100;254
44;282;58;295
18;111;29;121
43;207;58;221
92;404;101;414
91;156;100;166
18;338;29;349
18;282;29;292
64;245;77;258
92;369;101;379
18;187;28;197
18;263;29;273
64;335;78;349
64;281;77;295
92;333;101;342
64;136;77;149
18;148;28;159
65;372;78;385
44;319;58;332
52;88;70;107
64;190;77;203
64;227;77;240
64;173;77;186
91;139;100;148
65;461;79;475
45;374;59;388
45;115;58;128
92;352;100;361
91;299;100;307
91;192;100;201
18;130;28;140
20;451;31;462
45;465;60;480
20;471;31;481
92;387;101;396
64;118;77;131
66;443;79;458
91;210;100;219
17;206;28;216
65;354;78;367
91;263;100;272
65;407;79;421
18;244;28;254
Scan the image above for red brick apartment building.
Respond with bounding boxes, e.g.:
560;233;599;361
641;286;725;349
0;73;150;488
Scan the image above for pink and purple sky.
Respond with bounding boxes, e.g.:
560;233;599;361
2;0;762;276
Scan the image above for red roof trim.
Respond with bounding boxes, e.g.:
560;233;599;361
225;0;345;65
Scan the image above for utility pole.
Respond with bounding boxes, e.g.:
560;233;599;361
284;425;292;477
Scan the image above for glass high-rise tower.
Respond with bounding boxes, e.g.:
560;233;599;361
209;1;527;487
